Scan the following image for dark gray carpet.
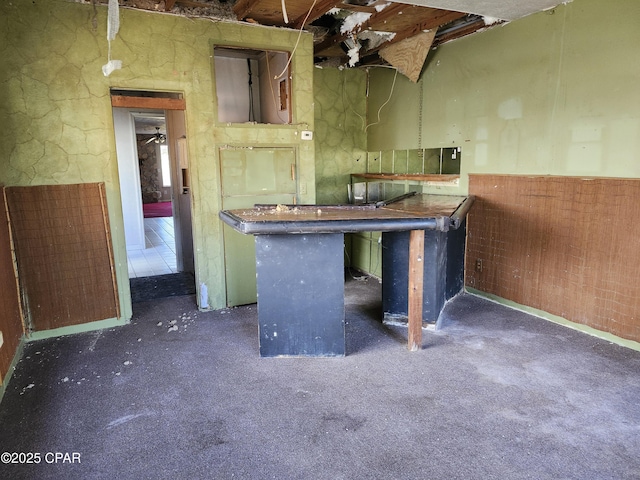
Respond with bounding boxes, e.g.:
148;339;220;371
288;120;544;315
1;276;639;480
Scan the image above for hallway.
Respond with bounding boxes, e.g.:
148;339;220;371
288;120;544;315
126;216;177;278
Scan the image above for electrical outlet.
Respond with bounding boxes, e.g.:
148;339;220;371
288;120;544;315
475;259;483;272
299;182;307;195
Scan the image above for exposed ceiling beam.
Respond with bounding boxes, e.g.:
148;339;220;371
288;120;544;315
233;0;262;21
380;10;465;48
292;0;339;30
314;4;408;56
315;4;466;61
433;16;489;46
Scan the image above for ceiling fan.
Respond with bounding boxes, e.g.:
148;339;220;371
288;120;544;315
145;127;166;145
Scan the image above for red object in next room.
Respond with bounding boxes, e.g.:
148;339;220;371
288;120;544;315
143;201;172;218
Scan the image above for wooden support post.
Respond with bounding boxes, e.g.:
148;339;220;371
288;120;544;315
408;229;425;351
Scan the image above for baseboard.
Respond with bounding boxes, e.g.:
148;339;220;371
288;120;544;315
466;287;640;352
0;336;26;405
26;316;128;341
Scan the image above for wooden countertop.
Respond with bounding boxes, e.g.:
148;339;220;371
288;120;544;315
219;194;473;235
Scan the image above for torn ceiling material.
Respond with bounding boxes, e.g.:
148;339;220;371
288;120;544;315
311;2;468;70
379;29;436;83
91;0;567;73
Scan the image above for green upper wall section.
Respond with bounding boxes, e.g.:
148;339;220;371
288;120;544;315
366;69;422;152
0;0;315;315
367;0;640;193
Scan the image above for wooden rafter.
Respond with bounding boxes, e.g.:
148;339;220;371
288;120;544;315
359;2;407;29
314;3;424;57
433;16;491;47
292;0;339;30
315;4;467;62
365;10;466;58
234;0;262;21
170;0;221;9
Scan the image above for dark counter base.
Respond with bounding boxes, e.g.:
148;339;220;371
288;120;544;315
382;220;467;325
256;233;346;357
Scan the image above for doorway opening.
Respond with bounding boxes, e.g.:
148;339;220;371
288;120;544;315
111;90;195;304
129;111;176;278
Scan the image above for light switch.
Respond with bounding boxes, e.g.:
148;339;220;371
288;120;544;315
301;130;313;140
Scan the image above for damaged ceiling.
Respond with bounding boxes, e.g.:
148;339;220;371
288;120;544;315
95;0;567;76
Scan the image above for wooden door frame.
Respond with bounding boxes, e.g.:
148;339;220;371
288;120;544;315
110;91;193;275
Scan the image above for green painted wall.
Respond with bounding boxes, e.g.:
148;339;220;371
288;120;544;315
313;67;367;204
367;0;640;193
312;66;367;270
366;68;422;152
0;0;315;318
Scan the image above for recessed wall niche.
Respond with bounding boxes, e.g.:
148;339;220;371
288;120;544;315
213;46;291;125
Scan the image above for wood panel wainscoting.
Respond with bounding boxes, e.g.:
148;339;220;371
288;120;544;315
4;183;120;333
466;174;640;344
0;190;24;385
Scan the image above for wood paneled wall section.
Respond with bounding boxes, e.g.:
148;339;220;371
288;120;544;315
466;175;640;343
0;191;24;384
5;184;119;332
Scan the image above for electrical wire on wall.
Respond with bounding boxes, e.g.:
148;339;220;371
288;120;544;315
363;65;399;132
247;58;256;122
342;65;399;132
273;0;317;80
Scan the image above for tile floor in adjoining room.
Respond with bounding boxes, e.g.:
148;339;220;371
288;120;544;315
127;217;177;278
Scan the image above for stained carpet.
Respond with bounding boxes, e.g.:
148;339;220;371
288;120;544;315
1;277;639;479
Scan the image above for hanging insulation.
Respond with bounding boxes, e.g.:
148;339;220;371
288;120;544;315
102;0;122;76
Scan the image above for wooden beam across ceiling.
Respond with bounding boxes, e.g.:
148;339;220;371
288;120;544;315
168;0;222;10
234;0;327;27
363;9;466;58
433;16;490;46
292;0;340;30
233;0;261;21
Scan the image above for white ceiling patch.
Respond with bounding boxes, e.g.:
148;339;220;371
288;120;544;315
340;12;372;35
